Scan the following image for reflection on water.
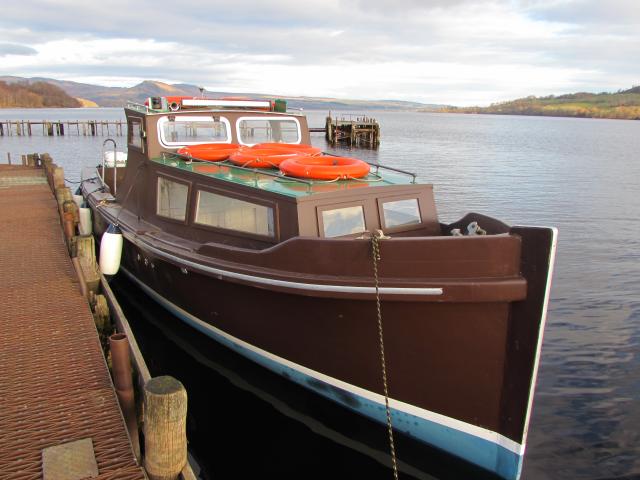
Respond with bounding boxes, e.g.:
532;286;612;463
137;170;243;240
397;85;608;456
2;108;640;478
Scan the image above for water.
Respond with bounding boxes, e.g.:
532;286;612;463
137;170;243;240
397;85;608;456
3;108;640;479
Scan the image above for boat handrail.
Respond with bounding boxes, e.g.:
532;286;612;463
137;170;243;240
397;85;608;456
163;153;390;192
102;138;118;195
166;152;316;188
366;162;417;183
126;102;150;113
323;152;417;183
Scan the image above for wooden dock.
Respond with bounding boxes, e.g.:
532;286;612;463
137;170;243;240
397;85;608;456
0;120;124;137
0;164;145;480
325;114;380;147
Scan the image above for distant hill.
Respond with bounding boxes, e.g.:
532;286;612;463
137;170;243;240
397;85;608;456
0;80;81;108
441;87;640;120
0;76;439;111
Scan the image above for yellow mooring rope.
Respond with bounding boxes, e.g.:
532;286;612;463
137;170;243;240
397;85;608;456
371;231;399;480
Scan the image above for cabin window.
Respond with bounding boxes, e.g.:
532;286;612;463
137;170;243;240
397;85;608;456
382;198;421;227
321;206;366;238
158;115;231;146
128;118;143;149
195;190;275;237
157;177;189;221
237;117;301;145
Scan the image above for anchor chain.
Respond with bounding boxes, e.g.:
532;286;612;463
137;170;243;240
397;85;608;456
371;231;399;480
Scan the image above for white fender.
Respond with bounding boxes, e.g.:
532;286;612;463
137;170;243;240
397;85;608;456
99;223;123;275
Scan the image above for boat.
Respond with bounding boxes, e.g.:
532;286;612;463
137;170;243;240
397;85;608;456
81;95;557;480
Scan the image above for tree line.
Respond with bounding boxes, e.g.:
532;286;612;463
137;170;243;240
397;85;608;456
0;81;81;108
441;86;640;120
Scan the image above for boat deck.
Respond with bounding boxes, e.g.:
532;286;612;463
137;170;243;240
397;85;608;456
0;165;145;480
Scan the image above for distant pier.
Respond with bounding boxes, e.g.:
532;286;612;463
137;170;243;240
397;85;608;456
0;119;125;137
325;114;380;147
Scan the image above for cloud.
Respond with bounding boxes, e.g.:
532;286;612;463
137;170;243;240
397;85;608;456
0;0;638;105
0;43;37;57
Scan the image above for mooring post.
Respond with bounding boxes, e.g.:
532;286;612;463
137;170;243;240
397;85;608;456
53;167;65;191
63;212;75;244
109;333;141;461
76;235;100;296
7;153;11;165
144;376;188;480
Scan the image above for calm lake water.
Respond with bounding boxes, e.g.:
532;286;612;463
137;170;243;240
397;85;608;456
2;108;639;479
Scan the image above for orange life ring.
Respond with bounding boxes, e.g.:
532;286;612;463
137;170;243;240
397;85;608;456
279;155;370;180
229;146;303;168
252;143;322;156
178;143;240;162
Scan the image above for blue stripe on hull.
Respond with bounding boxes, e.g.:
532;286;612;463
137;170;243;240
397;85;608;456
123;269;523;480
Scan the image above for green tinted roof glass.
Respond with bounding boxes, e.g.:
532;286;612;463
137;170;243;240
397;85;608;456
151;156;417;198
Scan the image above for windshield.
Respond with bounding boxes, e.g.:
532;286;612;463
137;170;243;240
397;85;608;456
237;117;301;145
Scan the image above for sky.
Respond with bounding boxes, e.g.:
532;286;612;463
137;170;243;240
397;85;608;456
0;0;638;106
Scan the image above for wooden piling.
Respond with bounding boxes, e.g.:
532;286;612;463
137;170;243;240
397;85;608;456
53;167;65;191
91;293;110;333
63;199;80;228
76;235;100;296
63;212;76;243
143;376;188;480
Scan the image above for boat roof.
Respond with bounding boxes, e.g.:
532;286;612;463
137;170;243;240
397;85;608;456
151;155;418;199
125;101;304;118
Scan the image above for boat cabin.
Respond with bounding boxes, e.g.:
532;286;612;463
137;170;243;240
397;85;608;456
113;98;440;249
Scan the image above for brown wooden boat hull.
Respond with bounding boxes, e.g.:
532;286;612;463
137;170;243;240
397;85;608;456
99;218;556;480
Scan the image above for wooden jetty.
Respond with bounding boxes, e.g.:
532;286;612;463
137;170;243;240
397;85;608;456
325;114;380;147
0;160;196;480
0;120;124;137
